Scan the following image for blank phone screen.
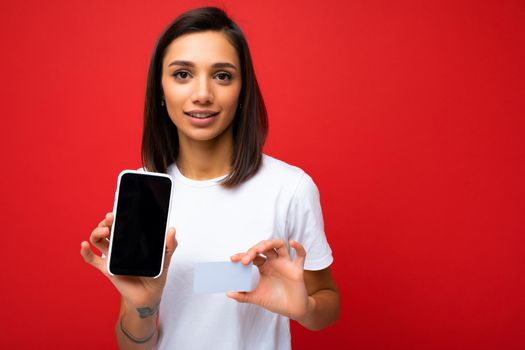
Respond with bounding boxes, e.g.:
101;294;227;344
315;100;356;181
109;172;172;277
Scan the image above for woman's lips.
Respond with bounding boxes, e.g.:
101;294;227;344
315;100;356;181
184;111;220;127
184;111;220;119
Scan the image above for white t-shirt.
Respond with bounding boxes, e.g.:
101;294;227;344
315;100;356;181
154;154;333;350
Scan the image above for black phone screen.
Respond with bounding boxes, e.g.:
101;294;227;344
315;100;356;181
109;172;172;277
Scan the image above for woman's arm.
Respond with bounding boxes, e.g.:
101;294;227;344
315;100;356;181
115;298;159;349
81;213;177;350
295;268;340;330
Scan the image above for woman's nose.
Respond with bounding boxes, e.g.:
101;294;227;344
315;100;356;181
192;76;214;105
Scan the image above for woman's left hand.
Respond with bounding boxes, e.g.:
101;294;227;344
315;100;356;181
228;239;310;320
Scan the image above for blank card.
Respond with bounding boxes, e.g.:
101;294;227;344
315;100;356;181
193;261;254;294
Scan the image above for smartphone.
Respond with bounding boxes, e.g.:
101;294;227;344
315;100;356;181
107;170;173;278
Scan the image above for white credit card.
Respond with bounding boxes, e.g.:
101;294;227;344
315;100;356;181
193;261;254;294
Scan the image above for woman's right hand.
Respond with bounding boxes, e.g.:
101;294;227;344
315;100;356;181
80;212;177;309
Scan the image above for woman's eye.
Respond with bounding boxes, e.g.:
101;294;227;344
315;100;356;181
173;71;190;79
215;72;232;81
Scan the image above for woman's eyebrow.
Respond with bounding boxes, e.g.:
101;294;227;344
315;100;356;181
168;60;237;70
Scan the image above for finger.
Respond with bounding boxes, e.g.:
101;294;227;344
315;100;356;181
274;240;291;259
227;291;252;304
98;212;114;228
162;228;177;273
241;241;264;263
241;240;282;265
290;240;306;268
80;241;105;271
230;253;246;262
241;239;289;264
89;226;110;255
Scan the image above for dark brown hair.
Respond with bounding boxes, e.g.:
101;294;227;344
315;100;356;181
141;6;268;187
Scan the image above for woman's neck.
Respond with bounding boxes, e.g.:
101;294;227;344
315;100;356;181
176;127;234;180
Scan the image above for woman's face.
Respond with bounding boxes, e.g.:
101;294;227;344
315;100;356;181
161;31;242;144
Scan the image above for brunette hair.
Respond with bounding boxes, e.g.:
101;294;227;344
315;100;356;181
141;6;268;187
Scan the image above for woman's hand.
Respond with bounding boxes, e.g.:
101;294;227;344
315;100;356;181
80;212;177;309
227;239;311;320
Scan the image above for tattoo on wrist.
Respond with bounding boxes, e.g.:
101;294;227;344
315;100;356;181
136;301;160;319
119;317;156;344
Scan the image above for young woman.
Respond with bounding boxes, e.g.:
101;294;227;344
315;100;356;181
80;7;339;349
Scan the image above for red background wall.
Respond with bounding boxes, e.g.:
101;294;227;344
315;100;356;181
0;0;523;348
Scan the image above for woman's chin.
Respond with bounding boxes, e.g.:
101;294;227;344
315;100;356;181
178;125;233;144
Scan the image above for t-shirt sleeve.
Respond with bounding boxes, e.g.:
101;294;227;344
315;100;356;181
285;172;334;271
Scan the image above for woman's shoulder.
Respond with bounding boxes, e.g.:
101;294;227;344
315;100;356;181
255;154;317;191
260;154;305;178
256;154;320;203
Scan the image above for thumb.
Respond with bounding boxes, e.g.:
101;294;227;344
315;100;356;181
227;291;252;304
162;228;177;273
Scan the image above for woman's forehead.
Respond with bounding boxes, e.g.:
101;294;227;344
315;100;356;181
163;31;239;68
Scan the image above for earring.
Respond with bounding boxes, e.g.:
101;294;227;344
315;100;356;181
238;103;243;110
161;99;165;106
